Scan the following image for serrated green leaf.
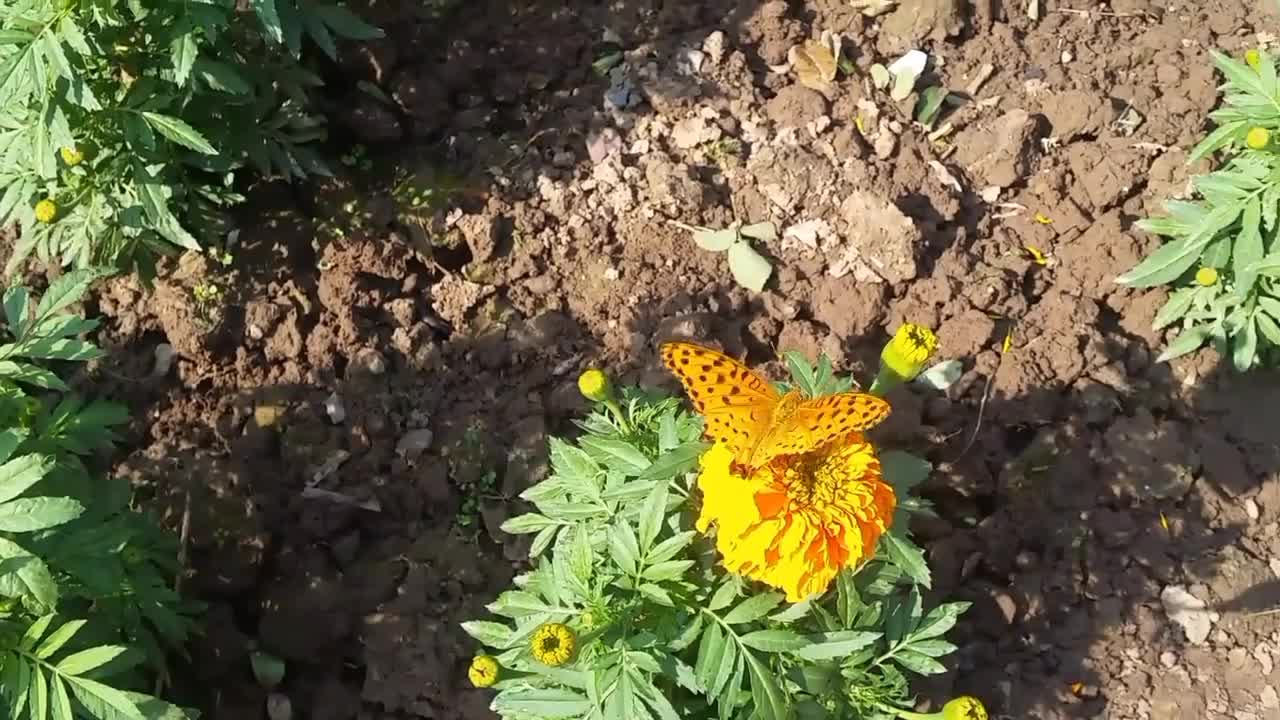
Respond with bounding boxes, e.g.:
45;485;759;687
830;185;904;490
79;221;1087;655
57;18;90;57
646;530;694;564
6;651;31;717
459;620;513;649
745;651;789;720
739;629;809;653
708;577;740;611
637;479;668;552
634;441;705;484
881;451;931;494
500;512;560;534
486;591;572;619
56;645;130;676
1256;309;1280;345
0;454;52;504
1118;201;1244;286
29;663;47;720
35;619;86;659
893;649;947;675
315;4;384;39
0;497;84;532
4;287;29;334
0;30;35;45
881;531;931;588
49;675;72;720
609;519;640;576
192;58;252;94
723;592;785;624
1153;288;1199;330
20;615;55;652
638;583;673;606
910;602;969;641
170;32;197;87
1232;317;1258;371
139;112;216;155
795;631;880;660
782;351;818;396
40;34;72;81
670;614;703;653
0;537;56;609
64;676;145;720
0;430;25;465
579;436;650;475
1247;252;1280;276
1236;197;1265;291
726;241;773;292
771;597;813;624
641;560;694;582
694;622;726;686
1157;324;1214;363
904;638;957;657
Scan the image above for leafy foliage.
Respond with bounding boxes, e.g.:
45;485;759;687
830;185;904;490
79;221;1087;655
0;0;382;280
0;270;200;720
683;221;776;293
1117;49;1280;370
465;354;966;720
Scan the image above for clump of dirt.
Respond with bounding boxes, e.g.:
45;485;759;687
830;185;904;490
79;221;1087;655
59;0;1280;718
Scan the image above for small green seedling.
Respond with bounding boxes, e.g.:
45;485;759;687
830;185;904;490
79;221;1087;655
679;220;775;292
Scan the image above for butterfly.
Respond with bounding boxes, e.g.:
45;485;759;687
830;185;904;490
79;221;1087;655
659;341;891;471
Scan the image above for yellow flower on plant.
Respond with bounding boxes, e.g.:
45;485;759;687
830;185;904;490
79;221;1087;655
1195;267;1218;287
695;435;895;602
34;199;57;224
942;696;987;720
1246;49;1262;69
59;147;83;166
578;368;611;402
880;323;938;382
467;655;499;688
1246;127;1271;150
530;622;576;666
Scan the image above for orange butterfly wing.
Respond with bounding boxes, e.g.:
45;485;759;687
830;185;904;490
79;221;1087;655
659;341;779;466
748;390;893;468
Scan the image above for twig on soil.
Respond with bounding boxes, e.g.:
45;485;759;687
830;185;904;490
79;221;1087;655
1053;7;1155;19
943;323;1015;467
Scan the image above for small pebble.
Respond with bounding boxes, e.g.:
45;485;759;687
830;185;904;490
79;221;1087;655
152;343;176;378
324;392;346;424
396;428;434;462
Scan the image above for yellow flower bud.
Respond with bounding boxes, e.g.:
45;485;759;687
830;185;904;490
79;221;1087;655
467;655;499;688
942;696;987;720
1246;49;1262;69
59;147;83;166
880;323;938;383
578;368;611;403
34;199;57;224
1195;267;1218;287
530;622;576;666
1246;127;1271;150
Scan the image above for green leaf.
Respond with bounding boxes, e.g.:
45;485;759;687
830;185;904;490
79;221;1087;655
315;4;384;39
795;631;880;660
694;227;737;251
20;614;55;651
1235;197;1265;291
904;639;958;657
64;676;145;720
0;537;56;609
914;86;948;125
486;591;572;619
723;592;785;624
669;614;703;653
529;525;557;558
34;268;107;324
251;0;284;42
637;479;669;552
608;519;640;575
1157;324;1213;363
5;651;31;717
460;621;513;649
881;531;931;588
1117;201;1244;286
56;646;131;676
910;602;969;641
646;530;695;564
35;619;86;659
1246;252;1280;276
1232;317;1258;371
579;436;650;475
782;351;818;396
694;622;727;687
169;32;197;87
739;629;809;653
638;583;674;606
740;222;777;242
0;454;53;504
29;664;47;720
1153;288;1199;330
133;164;201;251
0;30;35;45
708;577;740;611
0;497;84;532
641;560;695;582
192;59;252;94
139;113;217;155
726;241;773;292
1257;309;1280;346
4;287;29;335
40;35;72;81
880;451;931;494
0;430;25;465
1213;50;1272;99
49;675;72;720
634;441;706;484
893;649;947;675
770;597;813;624
500;513;561;535
744;651;789;720
636;673;681;720
57;18;91;57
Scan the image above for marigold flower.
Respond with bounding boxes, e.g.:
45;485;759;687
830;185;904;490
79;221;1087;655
578;368;611;402
530;623;576;666
1246;127;1271;150
34;199;57;224
467;655;499;688
695;435;895;602
871;323;939;394
1246;49;1262;69
1195;267;1218;287
59;147;83;166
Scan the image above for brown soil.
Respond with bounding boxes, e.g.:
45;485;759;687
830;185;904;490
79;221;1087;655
54;1;1280;719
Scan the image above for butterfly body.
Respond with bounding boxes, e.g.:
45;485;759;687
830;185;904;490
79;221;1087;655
659;341;891;471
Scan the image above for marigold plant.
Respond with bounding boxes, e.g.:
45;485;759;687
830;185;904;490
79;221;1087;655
462;329;976;720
